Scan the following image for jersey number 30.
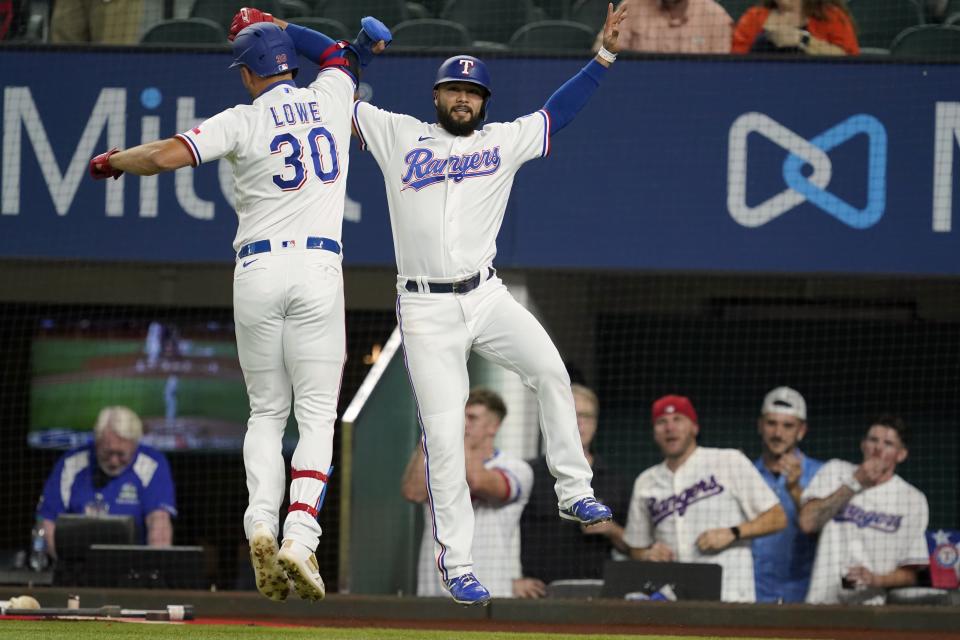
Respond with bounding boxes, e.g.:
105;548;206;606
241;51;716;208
270;127;339;191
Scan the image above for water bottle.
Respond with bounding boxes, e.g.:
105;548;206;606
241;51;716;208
28;521;49;572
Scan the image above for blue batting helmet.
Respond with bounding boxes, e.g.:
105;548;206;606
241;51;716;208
433;55;491;96
229;22;298;78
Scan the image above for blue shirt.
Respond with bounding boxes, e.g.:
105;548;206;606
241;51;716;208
752;450;823;603
38;442;177;543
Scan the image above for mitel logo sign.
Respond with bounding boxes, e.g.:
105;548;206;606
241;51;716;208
727;112;887;229
1;86;362;222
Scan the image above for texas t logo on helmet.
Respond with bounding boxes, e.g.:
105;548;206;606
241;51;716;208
459;59;475;75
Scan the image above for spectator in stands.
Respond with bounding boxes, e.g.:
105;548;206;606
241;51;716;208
624;394;787;602
36;406;177;557
517;384;630;597
402;388;533;599
732;0;859;55
50;0;159;44
594;0;733;54
0;0;16;40
799;416;929;605
751;387;823;603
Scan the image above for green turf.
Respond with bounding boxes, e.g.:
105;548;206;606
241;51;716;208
0;621;808;640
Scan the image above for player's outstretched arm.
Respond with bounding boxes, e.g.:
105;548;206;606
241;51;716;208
541;2;626;136
89;139;193;180
229;8;390;76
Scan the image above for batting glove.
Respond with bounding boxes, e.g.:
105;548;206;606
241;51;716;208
89;148;123;181
228;7;274;42
353;16;392;67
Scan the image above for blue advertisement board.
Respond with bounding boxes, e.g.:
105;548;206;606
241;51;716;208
1;49;959;274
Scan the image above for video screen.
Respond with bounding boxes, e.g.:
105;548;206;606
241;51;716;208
29;314;256;452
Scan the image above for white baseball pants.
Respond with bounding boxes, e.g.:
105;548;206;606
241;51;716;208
234;246;345;551
397;275;594;582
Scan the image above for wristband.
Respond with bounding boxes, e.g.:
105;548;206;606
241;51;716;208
843;475;863;494
730;526;741;541
596;47;617;63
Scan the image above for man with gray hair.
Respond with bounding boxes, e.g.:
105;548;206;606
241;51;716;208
751;387;823;603
36;406;177;559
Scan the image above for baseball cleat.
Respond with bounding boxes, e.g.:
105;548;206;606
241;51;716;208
249;523;290;602
559;496;613;526
277;540;326;601
444;573;491;606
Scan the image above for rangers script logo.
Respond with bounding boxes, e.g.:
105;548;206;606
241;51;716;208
400;146;501;191
647;475;725;525
833;504;903;532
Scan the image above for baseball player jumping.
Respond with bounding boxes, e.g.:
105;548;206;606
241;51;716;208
89;16;391;601
234;1;628;606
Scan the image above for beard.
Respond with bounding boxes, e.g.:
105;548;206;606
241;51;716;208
436;103;482;136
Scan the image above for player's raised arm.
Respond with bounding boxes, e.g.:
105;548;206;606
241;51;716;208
229;7;391;84
540;1;626;136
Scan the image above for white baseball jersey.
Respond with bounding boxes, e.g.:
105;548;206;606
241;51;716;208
802;460;929;605
417;450;533;598
171;67;355;551
360;78;594;588
352;101;550;280
624;446;780;602
176;69;355;253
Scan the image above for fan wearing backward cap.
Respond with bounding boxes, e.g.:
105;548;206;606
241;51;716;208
90;14;393;603
623;394;788;602
751;386;824;603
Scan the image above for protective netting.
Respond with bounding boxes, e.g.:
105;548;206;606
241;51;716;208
3;1;959;59
0;0;957;609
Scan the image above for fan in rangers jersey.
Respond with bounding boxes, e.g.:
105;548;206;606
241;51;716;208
624;395;787;602
89;18;390;602
256;1;628;606
799;416;929;605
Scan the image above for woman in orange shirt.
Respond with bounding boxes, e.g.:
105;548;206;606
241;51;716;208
732;0;859;55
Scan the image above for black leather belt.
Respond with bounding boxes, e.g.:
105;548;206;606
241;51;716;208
405;268;496;294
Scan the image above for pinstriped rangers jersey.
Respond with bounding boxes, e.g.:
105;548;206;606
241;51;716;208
624;447;780;602
802;459;929;605
352;101;550;279
175;69;355;254
416;450;533;598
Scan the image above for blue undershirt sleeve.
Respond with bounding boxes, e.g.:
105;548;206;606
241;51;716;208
542;59;608;135
285;23;337;64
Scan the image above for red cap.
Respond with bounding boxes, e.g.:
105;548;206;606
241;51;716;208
652;395;698;425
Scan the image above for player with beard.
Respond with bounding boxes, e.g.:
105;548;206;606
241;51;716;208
237;0;627;607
